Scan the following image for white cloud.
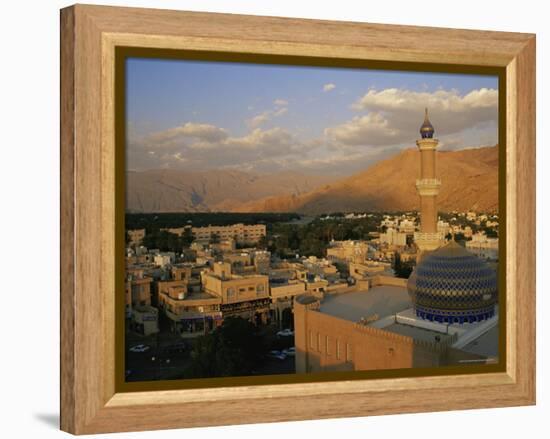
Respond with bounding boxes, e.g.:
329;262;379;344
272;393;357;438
324;87;498;149
148;122;228;144
247;111;271;128
128;87;498;175
323;83;336;92
128;123;304;171
325;113;400;147
247;103;289;128
273;107;288;117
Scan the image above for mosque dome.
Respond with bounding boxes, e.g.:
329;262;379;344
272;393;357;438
419;108;435;139
407;241;497;324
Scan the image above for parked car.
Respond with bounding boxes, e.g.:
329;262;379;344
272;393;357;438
283;347;295;357
276;329;294;337
267;350;287;360
129;344;150;353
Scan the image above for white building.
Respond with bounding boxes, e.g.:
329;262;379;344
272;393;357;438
154;252;176;268
466;233;499;261
437;220;450;236
380;227;407;247
399;219;416;234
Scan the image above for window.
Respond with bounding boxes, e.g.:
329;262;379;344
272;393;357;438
336;339;341;359
309;330;315;349
325;335;331;355
346;343;352;362
317;333;321;352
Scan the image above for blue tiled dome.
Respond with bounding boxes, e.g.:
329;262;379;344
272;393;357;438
407;241;497;324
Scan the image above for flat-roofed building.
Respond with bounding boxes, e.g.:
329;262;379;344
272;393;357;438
131;305;159;336
127;229;146;246
349;261;393;281
269;279;307;328
159;285;222;337
202;262;271;324
154;252;175;268
301;256;339;281
466;233;499;261
253;250;271;275
326;240;370;264
125;267;153;313
191;223;266;244
380;227;407;247
294;277;498;373
398;219;416;234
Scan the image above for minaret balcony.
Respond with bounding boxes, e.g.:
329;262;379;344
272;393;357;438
416;178;441;196
414;231;445;251
416;138;439;150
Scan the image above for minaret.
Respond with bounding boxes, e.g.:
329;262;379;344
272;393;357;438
414;109;444;256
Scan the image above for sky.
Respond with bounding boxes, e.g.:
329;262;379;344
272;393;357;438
126;57;499;176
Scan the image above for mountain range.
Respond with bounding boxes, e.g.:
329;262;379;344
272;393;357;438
126;169;336;213
127;145;498;214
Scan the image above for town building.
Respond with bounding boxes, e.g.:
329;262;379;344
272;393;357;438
326;240;370;264
191;223;266;244
159;286;222;337
466;233;499;261
130;305;159;336
301;256;339;282
202;262;271;324
127;228;146;246
153;252;175;268
349;261;393;281
125;267;153;310
295;262;498;373
379;227;407;247
398;219;416;234
253;250;271;275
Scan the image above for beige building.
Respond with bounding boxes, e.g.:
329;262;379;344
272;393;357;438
270;280;307;328
301;256;339;281
131;305;159;336
159;285;222;337
127;229;146;246
294;277;492;373
202;262;271;323
326;240;370;264
192;223;266;244
379;227;407;247
125;267;153;312
349;261;392;281
466;233;499;261
398;219;416;234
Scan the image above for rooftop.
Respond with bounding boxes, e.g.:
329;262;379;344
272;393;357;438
383;322;454;344
460;324;499;358
319;285;410;323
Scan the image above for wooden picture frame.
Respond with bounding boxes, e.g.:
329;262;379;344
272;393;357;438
60;4;536;434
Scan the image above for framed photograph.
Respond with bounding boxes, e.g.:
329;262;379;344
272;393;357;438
60;4;536;434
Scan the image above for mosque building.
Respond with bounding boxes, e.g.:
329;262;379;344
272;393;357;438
294;111;499;373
